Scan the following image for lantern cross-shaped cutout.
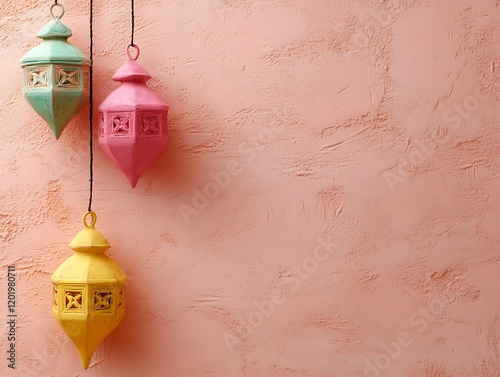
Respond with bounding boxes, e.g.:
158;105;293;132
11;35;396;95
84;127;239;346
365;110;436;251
112;116;130;135
142;116;160;135
58;68;79;87
30;69;49;88
65;291;83;310
94;292;113;310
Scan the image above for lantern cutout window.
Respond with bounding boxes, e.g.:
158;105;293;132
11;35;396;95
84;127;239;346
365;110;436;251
20;4;90;139
51;212;127;370
99;45;169;188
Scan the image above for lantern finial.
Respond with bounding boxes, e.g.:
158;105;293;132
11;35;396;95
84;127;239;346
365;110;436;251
68;211;111;253
112;45;151;83
36;18;72;40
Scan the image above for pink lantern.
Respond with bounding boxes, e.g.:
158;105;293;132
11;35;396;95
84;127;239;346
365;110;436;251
98;45;169;188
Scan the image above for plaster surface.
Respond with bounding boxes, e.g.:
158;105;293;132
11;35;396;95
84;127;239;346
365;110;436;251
0;0;499;376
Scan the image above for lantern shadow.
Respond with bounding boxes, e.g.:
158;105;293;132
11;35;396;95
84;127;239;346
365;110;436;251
100;284;181;374
141;112;199;193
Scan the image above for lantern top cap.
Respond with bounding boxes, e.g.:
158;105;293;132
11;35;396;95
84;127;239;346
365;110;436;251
20;18;90;66
69;212;111;253
36;18;72;40
112;45;152;82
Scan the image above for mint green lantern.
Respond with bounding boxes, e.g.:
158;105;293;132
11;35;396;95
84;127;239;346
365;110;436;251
20;4;90;139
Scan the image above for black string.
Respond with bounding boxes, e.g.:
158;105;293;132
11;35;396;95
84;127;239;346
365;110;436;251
54;0;58;4
88;0;94;212
131;0;135;46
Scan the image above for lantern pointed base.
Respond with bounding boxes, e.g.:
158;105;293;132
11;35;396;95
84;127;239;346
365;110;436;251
52;304;125;371
98;138;165;188
77;347;94;370
50;123;64;140
128;175;140;189
24;88;89;139
52;314;102;370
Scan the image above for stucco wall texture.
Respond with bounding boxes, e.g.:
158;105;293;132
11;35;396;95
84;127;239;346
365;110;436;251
1;0;500;376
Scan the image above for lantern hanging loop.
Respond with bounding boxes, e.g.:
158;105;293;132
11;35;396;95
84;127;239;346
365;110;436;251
82;211;97;228
50;3;65;19
126;44;140;61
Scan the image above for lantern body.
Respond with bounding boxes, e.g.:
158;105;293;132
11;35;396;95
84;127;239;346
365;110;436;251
20;17;90;139
51;212;127;369
99;46;169;188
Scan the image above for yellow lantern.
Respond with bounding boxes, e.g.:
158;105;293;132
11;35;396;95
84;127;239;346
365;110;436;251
51;212;127;369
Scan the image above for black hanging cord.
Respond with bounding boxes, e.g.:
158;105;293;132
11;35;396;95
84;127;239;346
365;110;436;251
131;0;135;46
54;0;58;4
88;0;94;212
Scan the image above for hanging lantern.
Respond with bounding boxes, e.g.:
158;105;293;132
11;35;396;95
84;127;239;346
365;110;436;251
20;3;91;139
51;212;127;369
98;45;169;188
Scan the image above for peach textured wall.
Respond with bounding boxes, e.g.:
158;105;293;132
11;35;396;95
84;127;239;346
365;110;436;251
1;0;500;376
